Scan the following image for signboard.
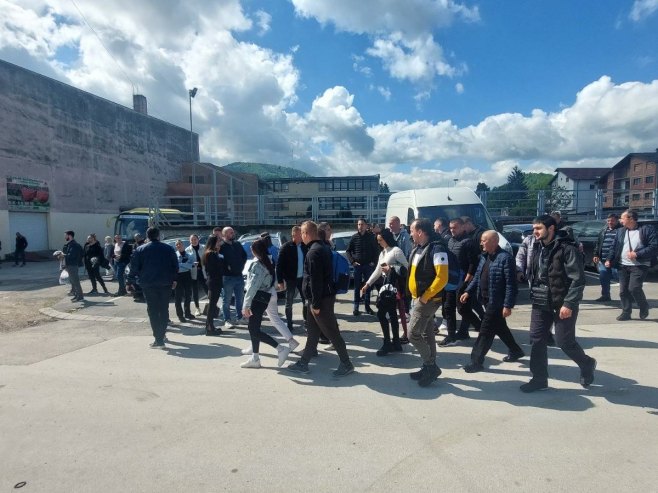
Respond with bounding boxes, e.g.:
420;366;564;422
7;176;50;212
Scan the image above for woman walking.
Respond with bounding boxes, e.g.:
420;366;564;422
240;238;292;369
174;239;195;323
103;236;114;279
360;229;409;356
84;234;109;295
203;235;224;336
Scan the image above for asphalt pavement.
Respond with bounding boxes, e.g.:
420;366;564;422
1;260;657;492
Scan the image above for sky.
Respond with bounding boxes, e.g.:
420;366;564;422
2;0;658;191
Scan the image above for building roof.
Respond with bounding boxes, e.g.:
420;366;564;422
610;151;658;170
263;175;380;183
553;167;611;181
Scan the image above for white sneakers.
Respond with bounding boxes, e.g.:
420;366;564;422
224;320;235;329
194;307;202;317
288;338;300;353
240;356;261;368
277;345;291;367
241;347;253;355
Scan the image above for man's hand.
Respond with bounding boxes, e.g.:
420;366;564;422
604;260;611;268
277;282;285;291
459;292;469;304
464;274;473;283
360;284;368;296
353;262;360;266
502;307;512;318
627;251;638;261
418;297;427;305
172;281;177;289
559;306;573;319
312;307;320;315
243;307;252;318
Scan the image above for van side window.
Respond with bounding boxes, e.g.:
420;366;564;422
407;208;415;226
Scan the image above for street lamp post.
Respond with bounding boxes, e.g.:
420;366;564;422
188;87;198;222
453;178;459;187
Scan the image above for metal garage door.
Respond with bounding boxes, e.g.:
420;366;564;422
8;212;49;251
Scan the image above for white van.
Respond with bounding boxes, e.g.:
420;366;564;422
386;187;512;253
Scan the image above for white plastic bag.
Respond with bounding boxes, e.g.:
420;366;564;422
59;269;70;285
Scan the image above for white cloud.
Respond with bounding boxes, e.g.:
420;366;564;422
629;0;658;21
455;82;464;94
254;10;271;36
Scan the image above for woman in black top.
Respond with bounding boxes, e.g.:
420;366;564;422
83;234;108;295
203;235;225;336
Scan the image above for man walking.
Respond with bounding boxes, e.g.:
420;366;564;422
346;218;379;316
14;232;28;266
286;221;354;377
388;215;412;258
606;209;657;321
460;231;524;373
127;227;178;349
61;231;84;302
522;215;596;393
407;218;448;387
593;213;621;302
220;226;248;327
276;226;307;331
112;234;132;296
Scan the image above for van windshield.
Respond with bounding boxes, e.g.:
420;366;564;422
417;204;496;230
114;215;148;241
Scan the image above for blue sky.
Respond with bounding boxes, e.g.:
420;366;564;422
2;0;658;189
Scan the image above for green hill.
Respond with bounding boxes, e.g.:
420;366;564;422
222;162;310;180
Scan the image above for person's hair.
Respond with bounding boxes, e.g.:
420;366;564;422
260;232;273;249
89;233;96;240
460;216;474;225
435;216;448;228
146;227;159;241
175;239;184;248
532;214;556;229
203;235;219;265
251;238;275;278
212;227;223;234
607;213;618;219
623;209;638;221
550;210;561;218
379;228;397;248
104;236;112;243
303;220;319;236
65;230;75;237
291;225;301;235
357;218;367;224
411;218;433;237
449;217;464;226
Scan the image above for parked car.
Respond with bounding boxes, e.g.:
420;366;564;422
569;220;605;271
240;233;288;298
502;223;534;256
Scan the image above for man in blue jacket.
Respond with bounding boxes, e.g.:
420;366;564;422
127;227;178;349
460;231;524;373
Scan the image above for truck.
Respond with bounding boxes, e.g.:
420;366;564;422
113;208;197;243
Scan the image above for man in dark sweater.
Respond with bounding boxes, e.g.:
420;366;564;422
346;218;379;316
593;213;621;302
127;227;178;349
219;226;248;326
61;230;84;302
286;221;354;377
276;225;308;331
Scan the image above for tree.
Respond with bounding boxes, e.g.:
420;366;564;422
379;181;390;193
476;182;490;192
507;166;527;191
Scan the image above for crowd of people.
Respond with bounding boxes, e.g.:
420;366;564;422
55;206;656;391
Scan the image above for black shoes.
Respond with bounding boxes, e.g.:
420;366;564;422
595;295;611;302
418;363;442;387
438;335;457;347
464;362;484;373
399;335;409;344
376;341;393;356
185;313;196;320
352;309;360;316
364;307;375;315
455;331;471;341
503;350;526;363
580;358;597;388
205;327;223;336
178;316;186;323
71;296;84;302
86;289;98;295
392;340;403;352
616;313;631;321
520;379;549;393
410;368;424;381
547;333;556;347
640;308;649;320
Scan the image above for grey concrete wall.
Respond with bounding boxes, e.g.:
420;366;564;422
0;59;198;214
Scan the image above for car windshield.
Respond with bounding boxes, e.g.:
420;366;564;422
417;204;496;230
332;237;350;251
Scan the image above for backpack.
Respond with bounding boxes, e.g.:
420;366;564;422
376;270;399;310
332;251;351;295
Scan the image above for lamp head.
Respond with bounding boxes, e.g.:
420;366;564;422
189;87;198;98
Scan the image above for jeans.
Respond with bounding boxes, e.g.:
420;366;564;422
300;295;351;365
470;305;523;365
284;278;306;328
618;265;649;315
529;306;593;383
114;261;127;293
409;298;441;365
353;263;375;310
597;262;618;298
222;275;245;321
248;298;279;354
142;286;171;344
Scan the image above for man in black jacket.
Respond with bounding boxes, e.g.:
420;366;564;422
460;231;524;373
276;226;307;331
522;215;596;393
112;234;133;296
14;232;28;266
593;213;621;302
346;218;379;316
61;230;84;302
219;226;248;326
127;227;178;349
605;209;657;321
286;221;354;377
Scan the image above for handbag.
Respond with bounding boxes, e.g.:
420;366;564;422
253;290;272;306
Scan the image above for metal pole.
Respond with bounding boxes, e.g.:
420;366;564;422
188;88;197;223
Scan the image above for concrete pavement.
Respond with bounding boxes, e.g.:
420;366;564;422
1;261;657;492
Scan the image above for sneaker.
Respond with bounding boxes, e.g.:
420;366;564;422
418;364;441;387
241;347;253;355
616;313;631;321
149;342;166;349
324;344;335;351
595;296;611;302
520;379;549;393
364;307;375;315
399;335;409;344
319;337;330;345
286;361;310;374
438;335;458;347
463;362;484;373
438;321;447;331
185;313;196;320
580;358;597;388
194;307;202;317
410;368;424;381
241;357;261;369
376;341;393;357
392;340;403;352
277;345;292;367
288;338;300;352
455;332;471;341
352;310;360;316
333;361;354;377
502;350;525;363
640;308;649;320
223;320;235;329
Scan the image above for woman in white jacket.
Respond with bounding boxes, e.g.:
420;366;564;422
360;229;409;356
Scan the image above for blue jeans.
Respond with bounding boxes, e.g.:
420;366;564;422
114;261;127;293
597;261;618;298
222;275;245;321
142;286;171;344
353;263;375;310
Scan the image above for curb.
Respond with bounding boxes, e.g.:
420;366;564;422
39;307;148;324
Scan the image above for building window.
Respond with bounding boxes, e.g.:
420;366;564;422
634;163;642;172
645;192;653;200
589;184;596;189
633;177;642;185
646;176;654;184
632;193;641;201
565;177;570;183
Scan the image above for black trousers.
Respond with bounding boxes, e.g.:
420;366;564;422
143;286;171;344
529;306;593;383
86;264;107;291
301;295;350;365
284;277;306;327
618;265;649;315
205;283;222;329
191;267;208;308
248;299;279;353
377;303;400;342
444;289;481;336
175;271;192;317
470;304;522;365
